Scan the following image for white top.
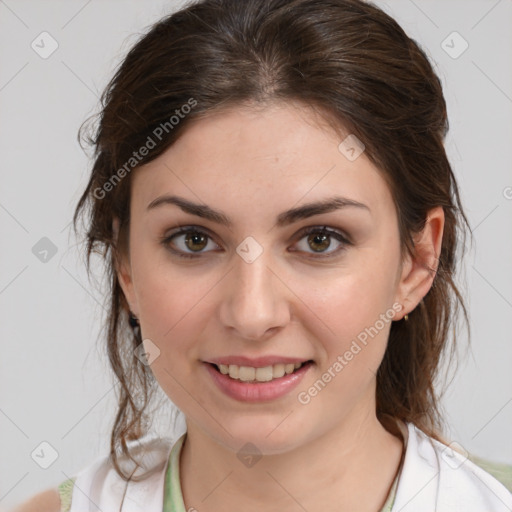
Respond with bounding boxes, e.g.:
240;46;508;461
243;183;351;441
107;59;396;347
68;436;173;512
67;423;512;512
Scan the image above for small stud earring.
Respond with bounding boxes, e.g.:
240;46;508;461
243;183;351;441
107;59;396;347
404;314;409;321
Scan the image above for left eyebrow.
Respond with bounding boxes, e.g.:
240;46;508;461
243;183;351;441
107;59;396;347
146;194;371;228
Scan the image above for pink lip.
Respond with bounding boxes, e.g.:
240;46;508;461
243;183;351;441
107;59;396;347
204;361;313;402
206;355;311;367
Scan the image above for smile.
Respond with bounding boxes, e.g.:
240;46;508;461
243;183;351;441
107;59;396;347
214;362;308;382
204;360;314;402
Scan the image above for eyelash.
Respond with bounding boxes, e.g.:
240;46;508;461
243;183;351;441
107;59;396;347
160;225;352;260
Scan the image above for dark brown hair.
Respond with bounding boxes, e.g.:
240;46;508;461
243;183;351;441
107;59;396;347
73;0;471;481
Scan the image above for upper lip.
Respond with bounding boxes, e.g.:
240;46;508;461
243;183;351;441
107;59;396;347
206;355;312;368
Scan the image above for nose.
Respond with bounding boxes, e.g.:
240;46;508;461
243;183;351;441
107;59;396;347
218;250;291;341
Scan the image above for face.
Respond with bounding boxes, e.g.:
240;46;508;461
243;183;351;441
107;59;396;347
116;101;435;455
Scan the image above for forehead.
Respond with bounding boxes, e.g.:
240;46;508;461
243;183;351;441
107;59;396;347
131;102;395;221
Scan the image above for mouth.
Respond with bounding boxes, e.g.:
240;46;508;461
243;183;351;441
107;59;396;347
207;360;314;383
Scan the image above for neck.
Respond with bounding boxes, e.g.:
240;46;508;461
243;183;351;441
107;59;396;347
179;407;404;512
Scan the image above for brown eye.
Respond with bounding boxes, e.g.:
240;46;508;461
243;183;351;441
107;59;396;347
161;224;351;261
307;232;331;252
292;226;351;258
161;227;219;259
183;231;208;252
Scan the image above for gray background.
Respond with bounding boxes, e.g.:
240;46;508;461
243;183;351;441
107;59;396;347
1;0;511;509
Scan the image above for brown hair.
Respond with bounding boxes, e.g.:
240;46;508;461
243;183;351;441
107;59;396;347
73;0;471;481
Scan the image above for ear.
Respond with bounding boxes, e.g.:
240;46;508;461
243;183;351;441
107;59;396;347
113;216;138;317
394;206;445;318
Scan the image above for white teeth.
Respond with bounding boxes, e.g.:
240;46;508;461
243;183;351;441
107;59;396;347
272;363;285;378
215;361;308;382
284;363;295;374
238;366;255;381
228;365;239;379
255;366;274;382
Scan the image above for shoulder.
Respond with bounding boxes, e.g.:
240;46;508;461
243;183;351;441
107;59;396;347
10;488;61;512
66;435;176;511
469;454;512;493
394;422;512;512
11;436;179;512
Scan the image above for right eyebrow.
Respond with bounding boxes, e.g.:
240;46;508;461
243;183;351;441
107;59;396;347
146;194;371;228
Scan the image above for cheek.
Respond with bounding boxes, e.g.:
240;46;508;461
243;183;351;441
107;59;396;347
299;261;397;370
130;242;215;344
136;270;214;340
133;264;217;404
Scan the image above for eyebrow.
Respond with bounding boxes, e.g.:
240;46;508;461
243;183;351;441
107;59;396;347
146;194;370;228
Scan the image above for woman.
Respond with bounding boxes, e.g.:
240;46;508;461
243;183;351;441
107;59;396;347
13;0;512;511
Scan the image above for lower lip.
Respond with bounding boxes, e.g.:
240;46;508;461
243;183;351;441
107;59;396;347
204;361;313;402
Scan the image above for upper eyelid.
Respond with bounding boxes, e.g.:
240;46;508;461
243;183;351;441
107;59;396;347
164;225;219;242
164;223;348;237
163;224;351;248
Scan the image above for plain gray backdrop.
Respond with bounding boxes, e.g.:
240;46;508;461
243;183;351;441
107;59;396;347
1;0;511;509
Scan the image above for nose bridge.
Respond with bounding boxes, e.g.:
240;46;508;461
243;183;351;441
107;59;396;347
219;247;289;340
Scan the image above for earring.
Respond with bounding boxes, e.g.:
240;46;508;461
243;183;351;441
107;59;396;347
404;314;409;321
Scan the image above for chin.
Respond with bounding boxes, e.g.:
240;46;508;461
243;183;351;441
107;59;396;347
208;415;310;456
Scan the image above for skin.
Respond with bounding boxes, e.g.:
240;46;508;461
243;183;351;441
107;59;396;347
115;101;444;512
